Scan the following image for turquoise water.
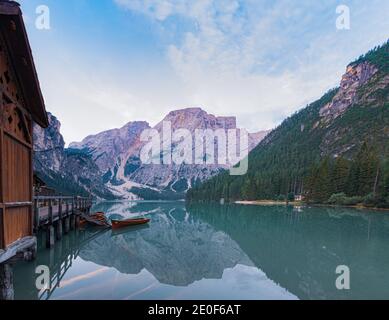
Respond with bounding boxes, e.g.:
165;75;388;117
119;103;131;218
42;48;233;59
13;202;389;300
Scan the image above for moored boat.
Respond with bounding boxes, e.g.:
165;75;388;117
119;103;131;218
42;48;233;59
111;218;150;229
80;212;110;227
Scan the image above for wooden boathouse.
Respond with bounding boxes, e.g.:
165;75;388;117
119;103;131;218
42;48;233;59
0;0;48;256
0;0;49;299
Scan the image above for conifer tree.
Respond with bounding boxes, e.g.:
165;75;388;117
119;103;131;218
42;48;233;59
331;156;350;194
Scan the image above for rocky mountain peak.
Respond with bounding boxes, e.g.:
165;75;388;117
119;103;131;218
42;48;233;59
319;61;378;123
33;112;65;172
61;108;268;200
123;120;149;128
33;112;115;199
342;62;377;89
157;107;237;131
34;112;65;153
69;121;150;172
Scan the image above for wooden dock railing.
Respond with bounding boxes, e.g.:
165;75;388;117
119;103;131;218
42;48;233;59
33;196;93;248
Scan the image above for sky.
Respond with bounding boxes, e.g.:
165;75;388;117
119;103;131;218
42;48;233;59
18;0;389;145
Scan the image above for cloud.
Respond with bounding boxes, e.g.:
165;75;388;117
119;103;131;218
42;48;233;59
114;0;183;21
113;0;389;134
28;0;389;144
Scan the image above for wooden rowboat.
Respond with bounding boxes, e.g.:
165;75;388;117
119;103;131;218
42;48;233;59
80;212;110;227
111;218;150;229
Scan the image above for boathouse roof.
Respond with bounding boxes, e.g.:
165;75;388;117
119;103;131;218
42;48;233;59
0;0;48;127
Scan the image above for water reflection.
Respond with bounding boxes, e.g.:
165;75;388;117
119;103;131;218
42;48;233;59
189;204;389;300
79;202;252;287
14;227;109;300
13;201;389;300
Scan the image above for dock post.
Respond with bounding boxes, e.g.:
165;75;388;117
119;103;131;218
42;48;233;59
48;199;53;225
0;263;14;300
58;198;63;220
75;215;81;229
56;220;63;241
64;217;70;234
46;225;55;249
57;198;64;239
70;215;76;230
65;200;69;218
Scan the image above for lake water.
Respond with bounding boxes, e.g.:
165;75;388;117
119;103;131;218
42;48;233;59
13;202;389;300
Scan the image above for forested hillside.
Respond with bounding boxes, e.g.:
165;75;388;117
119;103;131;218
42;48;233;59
187;41;389;208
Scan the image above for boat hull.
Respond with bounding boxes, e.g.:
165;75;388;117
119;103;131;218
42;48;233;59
80;212;110;227
111;218;150;229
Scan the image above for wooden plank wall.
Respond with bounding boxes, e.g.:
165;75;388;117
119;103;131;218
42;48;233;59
0;34;33;249
3;135;31;247
3;134;31;203
3;207;30;247
0;208;3;249
0;77;4;249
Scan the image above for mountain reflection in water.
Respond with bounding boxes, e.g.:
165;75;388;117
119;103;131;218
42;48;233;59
13;201;389;300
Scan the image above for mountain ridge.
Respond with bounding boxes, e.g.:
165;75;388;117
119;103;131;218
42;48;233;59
187;40;389;204
36;108;269;199
33;113;116;199
72;107;269;199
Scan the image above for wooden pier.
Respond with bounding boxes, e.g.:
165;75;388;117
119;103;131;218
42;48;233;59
0;195;92;299
33;196;93;249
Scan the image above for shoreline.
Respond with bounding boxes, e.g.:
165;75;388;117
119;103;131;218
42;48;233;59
234;200;389;212
235;200;303;206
